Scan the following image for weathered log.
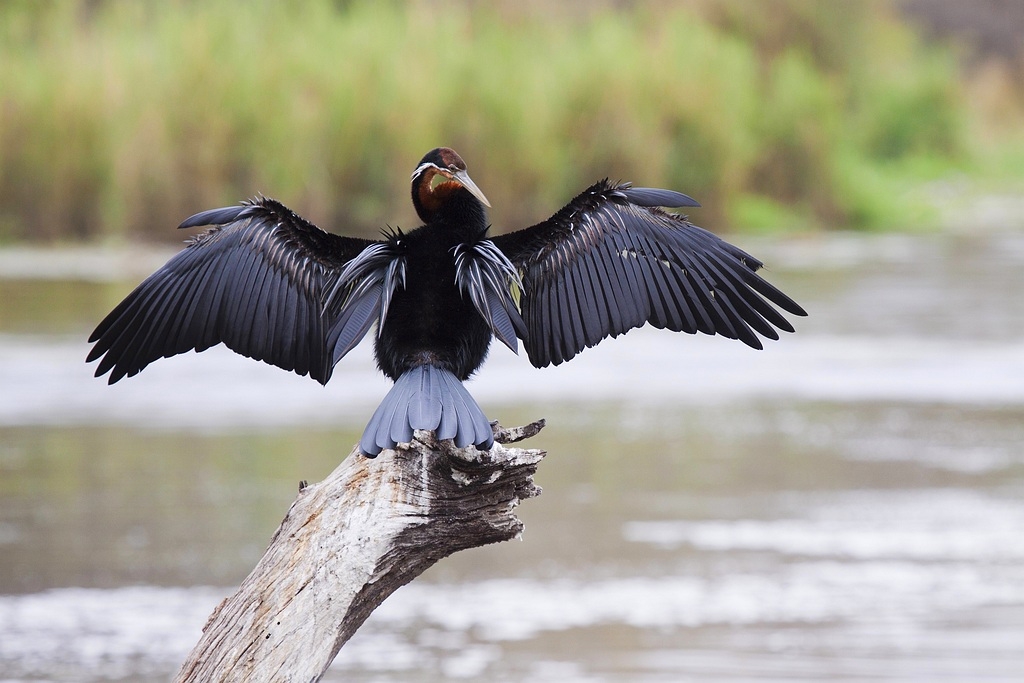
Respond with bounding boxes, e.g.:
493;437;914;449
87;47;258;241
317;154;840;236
175;419;546;683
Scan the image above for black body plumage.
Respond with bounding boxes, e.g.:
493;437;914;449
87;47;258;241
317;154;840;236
87;147;806;456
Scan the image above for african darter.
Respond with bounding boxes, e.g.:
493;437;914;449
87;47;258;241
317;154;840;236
88;148;806;455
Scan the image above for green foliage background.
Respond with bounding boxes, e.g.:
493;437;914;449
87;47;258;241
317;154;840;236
0;0;1003;242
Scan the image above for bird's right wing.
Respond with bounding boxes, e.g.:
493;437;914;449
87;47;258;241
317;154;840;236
87;197;377;385
492;180;807;368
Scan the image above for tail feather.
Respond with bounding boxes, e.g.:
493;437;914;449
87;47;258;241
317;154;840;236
440;371;491;448
407;362;443;429
379;389;412;451
436;382;459;447
360;365;494;457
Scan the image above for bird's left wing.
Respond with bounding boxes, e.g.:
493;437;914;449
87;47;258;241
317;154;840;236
87;197;377;385
491;180;807;368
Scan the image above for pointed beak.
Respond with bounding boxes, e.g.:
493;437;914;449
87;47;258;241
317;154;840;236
450;168;491;208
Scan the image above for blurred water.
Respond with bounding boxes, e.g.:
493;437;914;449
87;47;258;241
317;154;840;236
1;231;1022;682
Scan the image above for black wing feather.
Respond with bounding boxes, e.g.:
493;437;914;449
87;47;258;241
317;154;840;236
492;179;807;367
620;186;701;208
88;197;375;385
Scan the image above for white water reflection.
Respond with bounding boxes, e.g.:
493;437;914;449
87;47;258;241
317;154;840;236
624;489;1024;561
3;539;1022;681
0;586;221;681
1;331;1022;431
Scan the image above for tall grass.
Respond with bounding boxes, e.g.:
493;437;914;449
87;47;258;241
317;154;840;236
0;0;975;242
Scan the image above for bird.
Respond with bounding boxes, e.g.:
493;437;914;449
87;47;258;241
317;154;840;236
87;147;806;456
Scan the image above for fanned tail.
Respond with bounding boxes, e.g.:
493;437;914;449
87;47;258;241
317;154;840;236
359;364;494;457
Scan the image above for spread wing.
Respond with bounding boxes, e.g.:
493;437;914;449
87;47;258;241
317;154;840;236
87;197;377;385
491;180;807;368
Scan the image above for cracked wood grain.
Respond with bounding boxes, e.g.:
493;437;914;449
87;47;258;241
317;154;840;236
175;420;546;683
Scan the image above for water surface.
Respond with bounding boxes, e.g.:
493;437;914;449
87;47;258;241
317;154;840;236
1;231;1022;682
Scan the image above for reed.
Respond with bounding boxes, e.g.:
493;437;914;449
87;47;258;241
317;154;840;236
0;0;984;242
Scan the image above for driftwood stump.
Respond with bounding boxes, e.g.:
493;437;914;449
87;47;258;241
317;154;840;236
175;420;546;683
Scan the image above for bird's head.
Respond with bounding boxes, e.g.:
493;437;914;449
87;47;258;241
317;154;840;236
411;148;490;223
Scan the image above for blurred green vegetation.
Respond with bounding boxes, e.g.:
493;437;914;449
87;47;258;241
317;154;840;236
0;0;1017;242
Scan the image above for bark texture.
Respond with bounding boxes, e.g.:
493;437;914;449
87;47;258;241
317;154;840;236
175;420;546;683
